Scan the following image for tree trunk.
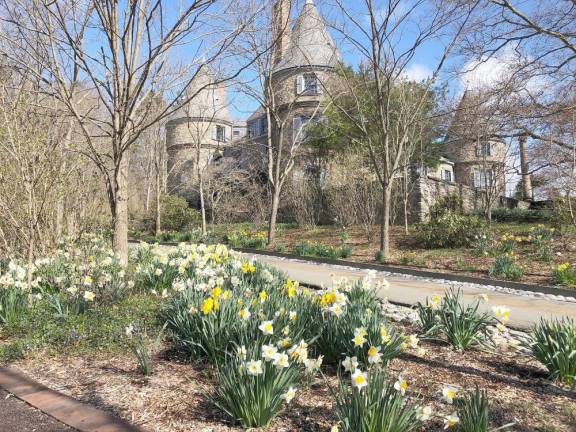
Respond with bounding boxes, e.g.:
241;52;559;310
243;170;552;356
379;185;391;260
199;174;207;235
403;198;409;235
518;134;533;200
113;157;129;265
26;226;35;290
268;187;280;245
155;168;161;236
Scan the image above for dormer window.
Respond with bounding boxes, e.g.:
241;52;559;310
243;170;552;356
475;142;491;157
296;73;321;95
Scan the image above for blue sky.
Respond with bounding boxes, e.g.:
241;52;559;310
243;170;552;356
225;0;467;120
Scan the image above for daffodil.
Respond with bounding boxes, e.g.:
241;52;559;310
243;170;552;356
492;305;510;323
259;320;274;335
289;311;297;321
83;290;95;301
201;297;215;315
351;369;368;390
342;356;358;372
259;290;267;303
246;360;263;376
262;344;278;361
442;385;458;404
416;405;433;421
273;352;290;368
282;386;296;403
443;413;459;429
238;308;251;320
367;346;382;364
394;375;408;395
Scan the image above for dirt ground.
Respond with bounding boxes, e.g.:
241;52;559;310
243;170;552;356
270;224;576;287
12;320;576;432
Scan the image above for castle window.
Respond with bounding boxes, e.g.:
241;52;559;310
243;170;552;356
475;142;491;157
215;125;226;142
296;73;320;95
443;169;452;182
259;116;268;136
233;128;240;137
473;169;494;189
293;116;309;141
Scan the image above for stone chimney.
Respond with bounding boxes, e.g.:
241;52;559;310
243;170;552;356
272;0;292;65
518;134;533;200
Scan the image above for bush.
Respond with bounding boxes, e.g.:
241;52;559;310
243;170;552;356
528;318;576;387
334;368;422;432
488;208;550;223
160;194;200;231
416;212;485;249
209;344;301;428
293;240;352;259
551;262;576;288
489;254;523;281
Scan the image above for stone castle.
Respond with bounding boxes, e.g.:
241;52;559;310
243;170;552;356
166;0;530;223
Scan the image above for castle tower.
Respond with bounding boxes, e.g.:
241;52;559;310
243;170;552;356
247;0;340;147
166;68;235;200
443;90;507;192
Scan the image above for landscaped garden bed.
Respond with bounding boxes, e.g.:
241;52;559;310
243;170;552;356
1;237;575;431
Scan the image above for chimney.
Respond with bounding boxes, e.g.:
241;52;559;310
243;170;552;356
518;134;533;200
272;0;291;65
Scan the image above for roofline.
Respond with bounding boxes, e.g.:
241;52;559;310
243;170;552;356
166;116;234;127
271;64;336;80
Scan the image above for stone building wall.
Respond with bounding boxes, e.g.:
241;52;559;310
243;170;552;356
409;175;530;223
166;117;233;200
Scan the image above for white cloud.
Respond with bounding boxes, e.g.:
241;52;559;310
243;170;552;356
459;46;545;94
403;63;432;82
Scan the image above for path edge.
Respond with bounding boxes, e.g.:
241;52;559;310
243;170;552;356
0;367;147;432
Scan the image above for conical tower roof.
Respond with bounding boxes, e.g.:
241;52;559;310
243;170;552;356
273;0;339;74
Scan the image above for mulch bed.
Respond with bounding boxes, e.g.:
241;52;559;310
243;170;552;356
11;321;576;431
274;225;576;287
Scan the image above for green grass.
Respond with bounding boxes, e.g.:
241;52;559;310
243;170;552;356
0;294;161;362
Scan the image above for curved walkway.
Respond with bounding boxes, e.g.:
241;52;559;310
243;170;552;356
246;252;576;330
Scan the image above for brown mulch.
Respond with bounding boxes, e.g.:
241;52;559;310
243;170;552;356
273;225;576;287
12;322;576;432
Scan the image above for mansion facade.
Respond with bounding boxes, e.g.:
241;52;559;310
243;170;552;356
166;0;527;222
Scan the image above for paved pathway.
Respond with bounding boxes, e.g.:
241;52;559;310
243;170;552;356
246;253;576;330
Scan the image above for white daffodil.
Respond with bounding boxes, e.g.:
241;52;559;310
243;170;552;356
416;405;433;421
259;320;274;335
246;360;263;376
394;375;408;395
342;356;358;372
367;346;382;364
236;345;247;360
442;385;458;404
304;355;323;373
262;344;278;361
351;369;368;390
444;413;460;429
273;352;290;368
282;386;296;403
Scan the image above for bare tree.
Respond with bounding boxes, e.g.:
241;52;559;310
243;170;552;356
230;0;325;245
0;0;256;263
324;0;475;259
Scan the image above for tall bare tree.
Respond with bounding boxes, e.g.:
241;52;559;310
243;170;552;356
0;0;256;263
320;0;474;259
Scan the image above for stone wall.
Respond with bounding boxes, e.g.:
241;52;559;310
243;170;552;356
409;176;531;223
